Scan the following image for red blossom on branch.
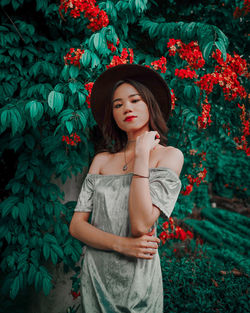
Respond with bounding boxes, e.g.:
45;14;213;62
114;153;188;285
167;39;205;69
197;97;212;129
195;49;248;101
64;48;85;67
59;0;109;32
62;132;81;146
85;82;94;108
106;48;134;69
151;56;167;73
159;218;194;245
175;68;197;79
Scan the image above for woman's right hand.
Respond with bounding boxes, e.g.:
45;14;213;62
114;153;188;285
115;229;160;260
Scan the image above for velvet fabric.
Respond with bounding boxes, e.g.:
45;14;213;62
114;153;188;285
74;167;182;313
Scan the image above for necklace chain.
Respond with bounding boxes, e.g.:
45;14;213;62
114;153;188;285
123;140;136;171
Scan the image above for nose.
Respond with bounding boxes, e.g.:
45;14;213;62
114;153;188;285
123;100;133;114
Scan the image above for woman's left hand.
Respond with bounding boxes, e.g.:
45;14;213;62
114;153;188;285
135;131;160;156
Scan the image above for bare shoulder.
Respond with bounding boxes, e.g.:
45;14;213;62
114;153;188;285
156;145;184;177
88;151;111;174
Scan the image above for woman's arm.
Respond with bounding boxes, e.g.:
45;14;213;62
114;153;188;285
129;135;184;237
69;212;160;259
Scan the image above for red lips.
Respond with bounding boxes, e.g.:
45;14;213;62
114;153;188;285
124;116;137;121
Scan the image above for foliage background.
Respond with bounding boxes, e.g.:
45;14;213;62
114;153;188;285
0;0;249;312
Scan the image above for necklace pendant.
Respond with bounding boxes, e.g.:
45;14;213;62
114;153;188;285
123;164;128;171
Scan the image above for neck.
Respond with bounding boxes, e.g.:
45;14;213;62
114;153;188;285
125;140;136;152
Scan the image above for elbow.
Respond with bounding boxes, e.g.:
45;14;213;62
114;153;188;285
69;221;76;238
131;224;151;237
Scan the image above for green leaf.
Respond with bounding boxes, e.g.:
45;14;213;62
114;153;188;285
184;85;193;99
203;41;214;62
43;243;50;261
28;264;36;285
11;206;19;219
25;101;44;122
91;53;100;68
26;169;34;183
48;91;64;113
78;92;86;106
65;121;73;134
10;276;19;299
50;250;58;265
18;202;28;224
42;276;52;296
24;134;35;150
215;39;227;61
81;49;92;67
61;65;69;80
52;244;64;259
69;66;79;79
44;233;57;244
69;82;78;94
93;32;105;52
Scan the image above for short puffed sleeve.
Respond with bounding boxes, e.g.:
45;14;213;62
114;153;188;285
74;174;95;212
149;168;182;218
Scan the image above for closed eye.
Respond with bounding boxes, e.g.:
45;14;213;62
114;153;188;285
131;98;140;103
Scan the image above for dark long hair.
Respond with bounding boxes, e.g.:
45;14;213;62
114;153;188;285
91;79;170;154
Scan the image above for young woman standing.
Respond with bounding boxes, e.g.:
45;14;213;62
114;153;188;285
69;64;184;313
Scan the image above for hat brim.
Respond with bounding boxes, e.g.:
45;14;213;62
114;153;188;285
90;64;171;128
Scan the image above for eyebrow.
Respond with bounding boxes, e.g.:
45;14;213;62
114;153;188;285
112;93;140;104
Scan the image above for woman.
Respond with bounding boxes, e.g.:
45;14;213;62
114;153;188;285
69;64;184;313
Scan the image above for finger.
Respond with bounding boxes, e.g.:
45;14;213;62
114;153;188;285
145;235;160;243
146;243;158;250
138;253;154;259
147;228;155;236
143;248;157;255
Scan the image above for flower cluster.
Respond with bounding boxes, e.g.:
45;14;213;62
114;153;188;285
196;49;248;101
64;48;85;67
197;97;212;129
170;89;176;110
213;49;248;77
107;38;120;52
151;56;167;73
167;39;205;69
233;0;250;18
106;48;134;69
59;0;109;32
175;68;197;79
62;132;81;146
181;151;207;195
233;103;250;156
167;39;182;56
84;82;94;108
159;217;194;245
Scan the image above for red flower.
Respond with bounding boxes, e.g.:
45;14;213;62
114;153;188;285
151;57;167;73
175;68;197;79
106;48;134;69
64;48;85;67
85;82;94;108
59;0;109;32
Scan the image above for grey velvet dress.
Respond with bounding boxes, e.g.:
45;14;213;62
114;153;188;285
74;167;182;313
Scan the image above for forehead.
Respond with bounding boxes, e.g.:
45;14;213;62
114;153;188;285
112;83;139;99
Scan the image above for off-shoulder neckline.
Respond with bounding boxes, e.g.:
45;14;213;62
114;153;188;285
86;166;180;180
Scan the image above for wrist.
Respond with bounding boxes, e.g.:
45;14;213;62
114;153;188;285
133;153;149;176
135;148;150;158
113;236;125;254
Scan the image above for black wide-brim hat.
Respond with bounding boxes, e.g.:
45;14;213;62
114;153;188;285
90;64;171;128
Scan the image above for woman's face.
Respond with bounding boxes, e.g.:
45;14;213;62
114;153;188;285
112;83;150;132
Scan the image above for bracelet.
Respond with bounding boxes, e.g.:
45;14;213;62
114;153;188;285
133;173;149;178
